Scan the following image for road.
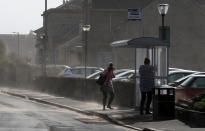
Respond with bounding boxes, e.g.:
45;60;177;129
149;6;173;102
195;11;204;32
0;92;133;131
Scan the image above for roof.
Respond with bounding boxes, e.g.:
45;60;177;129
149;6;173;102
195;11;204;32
92;0;153;9
56;0;83;9
34;27;44;34
111;37;170;48
169;70;197;75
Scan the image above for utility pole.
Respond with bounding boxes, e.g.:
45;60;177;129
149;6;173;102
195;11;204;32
42;0;48;76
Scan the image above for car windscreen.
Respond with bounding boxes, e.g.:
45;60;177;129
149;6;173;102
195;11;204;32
175;75;190;83
168;72;193;82
189;77;205;88
180;77;194;87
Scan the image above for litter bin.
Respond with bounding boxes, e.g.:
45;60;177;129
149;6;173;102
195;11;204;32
153;87;175;120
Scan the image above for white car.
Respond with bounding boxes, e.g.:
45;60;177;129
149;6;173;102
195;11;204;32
86;71;102;79
168;70;197;83
40;64;71;77
113;70;136;81
87;68;132;79
58;66;104;78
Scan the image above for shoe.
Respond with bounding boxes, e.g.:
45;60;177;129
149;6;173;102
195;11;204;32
145;111;152;115
107;105;113;109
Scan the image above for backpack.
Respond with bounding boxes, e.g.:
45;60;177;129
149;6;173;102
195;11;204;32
96;74;107;86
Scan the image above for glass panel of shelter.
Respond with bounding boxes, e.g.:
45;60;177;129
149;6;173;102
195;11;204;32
135;47;168;87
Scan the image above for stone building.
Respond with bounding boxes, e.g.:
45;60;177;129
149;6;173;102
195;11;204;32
35;0;83;66
35;0;205;71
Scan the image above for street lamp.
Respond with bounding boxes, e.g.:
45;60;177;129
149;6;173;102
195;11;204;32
158;4;169;27
158;4;169;40
82;24;91;80
12;32;20;57
82;25;91;32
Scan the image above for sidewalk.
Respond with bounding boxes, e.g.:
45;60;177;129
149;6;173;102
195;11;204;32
0;86;204;131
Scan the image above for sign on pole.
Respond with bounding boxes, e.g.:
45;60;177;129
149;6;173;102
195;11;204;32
128;9;142;20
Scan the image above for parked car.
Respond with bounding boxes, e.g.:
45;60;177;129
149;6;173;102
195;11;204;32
117;73;136;82
46;65;70;77
175;75;205;100
168;72;205;87
86;70;102;79
87;68;132;80
169;67;184;71
113;70;135;81
114;69;132;75
168;70;197;83
58;66;103;78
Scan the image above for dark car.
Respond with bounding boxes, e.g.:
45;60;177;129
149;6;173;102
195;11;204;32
176;75;205;100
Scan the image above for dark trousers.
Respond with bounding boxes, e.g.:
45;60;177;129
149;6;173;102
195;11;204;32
140;91;153;113
102;91;114;107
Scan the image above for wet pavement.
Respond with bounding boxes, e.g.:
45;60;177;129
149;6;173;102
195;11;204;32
1;86;205;131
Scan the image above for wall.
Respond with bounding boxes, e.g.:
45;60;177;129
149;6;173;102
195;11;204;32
33;77;136;107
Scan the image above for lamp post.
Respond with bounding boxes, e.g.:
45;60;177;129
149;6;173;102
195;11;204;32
12;32;20;57
82;25;91;80
158;3;170;84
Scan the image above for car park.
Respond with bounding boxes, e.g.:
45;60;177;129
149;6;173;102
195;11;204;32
175;75;205;100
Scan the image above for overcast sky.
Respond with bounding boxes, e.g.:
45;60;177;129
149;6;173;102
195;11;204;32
0;0;63;34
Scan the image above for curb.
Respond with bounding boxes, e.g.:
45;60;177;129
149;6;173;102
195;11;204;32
1;90;160;131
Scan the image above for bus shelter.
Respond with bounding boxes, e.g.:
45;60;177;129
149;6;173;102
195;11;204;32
111;37;170;106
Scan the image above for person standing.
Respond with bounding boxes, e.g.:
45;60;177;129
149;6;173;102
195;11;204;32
101;62;115;110
139;58;155;115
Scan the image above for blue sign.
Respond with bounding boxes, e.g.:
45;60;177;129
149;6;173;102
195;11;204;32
128;9;142;20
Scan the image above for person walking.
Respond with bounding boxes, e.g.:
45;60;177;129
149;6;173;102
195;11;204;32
139;58;155;115
101;62;115;110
